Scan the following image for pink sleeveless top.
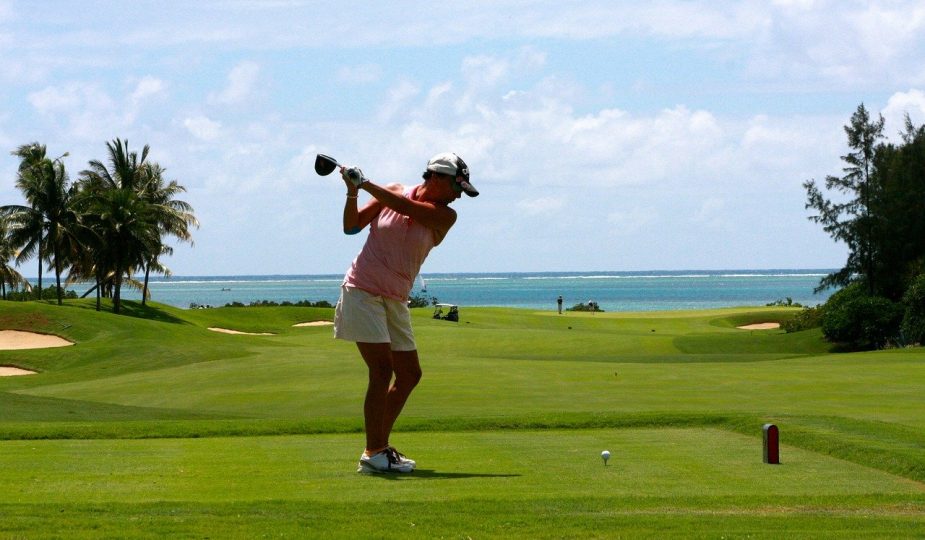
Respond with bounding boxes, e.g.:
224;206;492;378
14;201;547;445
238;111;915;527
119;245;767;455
343;185;438;301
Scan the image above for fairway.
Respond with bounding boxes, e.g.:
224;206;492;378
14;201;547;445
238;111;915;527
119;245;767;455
2;430;921;502
1;300;923;538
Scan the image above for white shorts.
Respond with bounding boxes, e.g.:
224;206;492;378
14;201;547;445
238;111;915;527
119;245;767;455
334;286;416;352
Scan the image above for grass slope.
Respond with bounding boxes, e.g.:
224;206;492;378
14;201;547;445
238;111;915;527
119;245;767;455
1;299;923;537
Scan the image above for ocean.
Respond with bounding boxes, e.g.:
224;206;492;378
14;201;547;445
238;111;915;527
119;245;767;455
56;270;835;312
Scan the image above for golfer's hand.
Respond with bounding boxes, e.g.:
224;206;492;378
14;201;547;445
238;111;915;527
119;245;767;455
342;167;367;187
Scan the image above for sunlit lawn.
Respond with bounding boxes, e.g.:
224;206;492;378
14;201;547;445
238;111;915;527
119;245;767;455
1;300;922;537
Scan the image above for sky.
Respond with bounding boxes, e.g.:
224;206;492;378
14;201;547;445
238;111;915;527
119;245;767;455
2;0;925;276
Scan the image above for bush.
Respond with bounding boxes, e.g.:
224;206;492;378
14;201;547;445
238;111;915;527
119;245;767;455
408;291;437;308
221;299;333;308
782;305;824;333
4;285;77;301
567;301;603;312
767;297;803;307
821;282;903;349
900;274;925;346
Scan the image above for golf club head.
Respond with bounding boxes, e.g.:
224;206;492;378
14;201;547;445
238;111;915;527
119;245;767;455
314;154;340;176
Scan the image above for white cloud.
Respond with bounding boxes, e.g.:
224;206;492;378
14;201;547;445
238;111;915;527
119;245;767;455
26;82;127;141
462;55;509;88
211;61;260;105
883;89;925;134
184;115;222;141
122;76;168;125
130;76;167;104
746;1;925;85
28;84;85;113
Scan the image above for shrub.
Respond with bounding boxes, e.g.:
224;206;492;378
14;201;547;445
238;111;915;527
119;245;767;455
567;301;603;312
782;305;824;333
5;286;77;301
408;291;437;308
900;274;925;346
221;299;333;308
821;282;903;349
767;297;803;307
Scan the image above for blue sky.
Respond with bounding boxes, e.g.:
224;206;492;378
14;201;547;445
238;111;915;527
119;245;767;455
2;1;925;276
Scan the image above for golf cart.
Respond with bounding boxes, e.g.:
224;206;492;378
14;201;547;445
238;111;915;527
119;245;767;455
432;303;459;322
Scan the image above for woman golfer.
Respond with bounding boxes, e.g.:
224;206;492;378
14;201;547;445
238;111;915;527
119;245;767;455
335;152;478;473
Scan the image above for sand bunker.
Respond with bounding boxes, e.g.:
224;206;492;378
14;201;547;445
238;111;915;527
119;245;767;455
0;330;73;350
207;327;275;336
292;321;334;327
737;322;781;330
0;366;37;376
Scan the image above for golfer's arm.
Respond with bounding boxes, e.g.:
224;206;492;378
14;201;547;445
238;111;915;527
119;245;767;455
343;197;379;235
361;182;457;234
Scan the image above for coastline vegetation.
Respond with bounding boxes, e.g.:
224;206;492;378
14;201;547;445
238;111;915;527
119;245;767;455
567;300;603;312
218;299;334;308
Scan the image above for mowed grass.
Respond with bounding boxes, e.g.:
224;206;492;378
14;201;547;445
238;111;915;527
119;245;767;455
1;299;923;538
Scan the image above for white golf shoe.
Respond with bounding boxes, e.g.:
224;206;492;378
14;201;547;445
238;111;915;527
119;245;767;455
387;447;416;470
357;448;414;474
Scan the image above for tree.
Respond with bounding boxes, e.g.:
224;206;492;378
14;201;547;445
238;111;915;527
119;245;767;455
74;182;159;314
41;159;80;306
75;139;194;313
0;217;31;300
804;104;885;295
76;139;155;313
806;106;925;348
1;143;74;304
2;143;48;298
136;162;198;306
867;115;925;299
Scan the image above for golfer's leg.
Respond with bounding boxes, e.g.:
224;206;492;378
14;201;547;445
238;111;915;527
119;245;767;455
357;342;394;452
382;349;422;442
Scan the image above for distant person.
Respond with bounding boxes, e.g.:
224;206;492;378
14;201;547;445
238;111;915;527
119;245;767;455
557;295;563;314
334;152;478;474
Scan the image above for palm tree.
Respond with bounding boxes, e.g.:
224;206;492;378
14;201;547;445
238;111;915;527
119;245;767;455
83;138;150;192
0;217;31;300
1;143;73;304
42;159;79;305
73;182;160;313
35;137;201;313
76;139;163;313
3;143;47;298
137;162;198;305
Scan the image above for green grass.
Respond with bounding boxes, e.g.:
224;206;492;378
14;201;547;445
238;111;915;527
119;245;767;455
1;299;923;538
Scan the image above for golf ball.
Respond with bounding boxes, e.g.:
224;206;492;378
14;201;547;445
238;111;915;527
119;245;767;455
601;450;611;460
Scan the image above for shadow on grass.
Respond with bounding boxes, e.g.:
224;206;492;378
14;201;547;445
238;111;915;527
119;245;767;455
117;301;189;324
65;299;190;325
366;469;521;481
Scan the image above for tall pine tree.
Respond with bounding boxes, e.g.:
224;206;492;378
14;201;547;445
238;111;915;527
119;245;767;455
805;104;925;301
804;103;885;295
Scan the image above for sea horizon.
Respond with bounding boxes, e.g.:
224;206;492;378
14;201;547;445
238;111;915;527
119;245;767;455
24;268;837;279
24;268;838;312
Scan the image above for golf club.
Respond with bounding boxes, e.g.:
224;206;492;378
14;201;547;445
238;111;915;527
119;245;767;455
315;154;365;185
314;154;340;176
